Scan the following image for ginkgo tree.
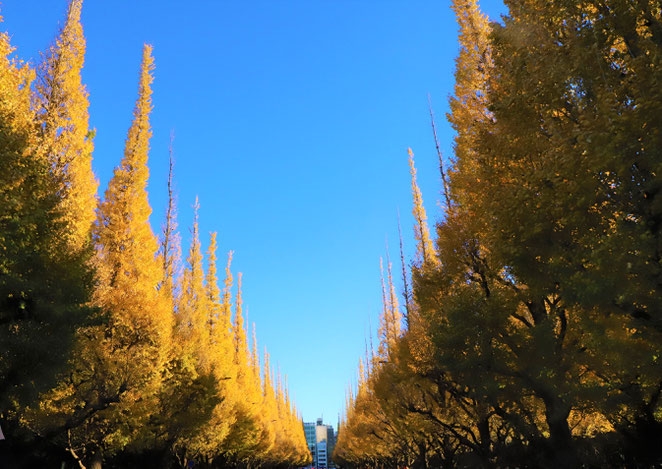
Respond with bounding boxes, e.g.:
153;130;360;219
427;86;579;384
0;3;94;462
336;0;662;468
2;3;313;466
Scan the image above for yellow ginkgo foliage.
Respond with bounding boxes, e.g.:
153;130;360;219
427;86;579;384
89;42;172;457
34;0;98;253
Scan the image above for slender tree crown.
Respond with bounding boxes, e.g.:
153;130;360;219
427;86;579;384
408;148;436;267
385;244;401;343
94;42;171;346
178;197;212;370
205;231;220;333
34;0;98;252
159;133;181;303
96;44;158;281
233;273;250;378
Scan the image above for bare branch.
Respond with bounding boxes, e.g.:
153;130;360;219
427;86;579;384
428;94;452;211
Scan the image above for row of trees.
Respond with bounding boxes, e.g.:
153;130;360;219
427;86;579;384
0;2;311;468
335;0;662;467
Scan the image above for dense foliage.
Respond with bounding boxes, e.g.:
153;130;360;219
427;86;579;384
0;2;311;468
335;0;662;467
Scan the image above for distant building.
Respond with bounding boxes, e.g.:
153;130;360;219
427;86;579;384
303;417;336;468
325;425;336;466
303;421;317;465
317;440;328;468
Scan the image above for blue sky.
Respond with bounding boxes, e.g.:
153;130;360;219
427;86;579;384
3;0;506;427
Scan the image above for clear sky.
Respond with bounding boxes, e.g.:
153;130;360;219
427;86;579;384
3;0;506;428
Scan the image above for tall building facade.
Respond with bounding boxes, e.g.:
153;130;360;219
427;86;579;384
303;417;336;468
304;421;317;465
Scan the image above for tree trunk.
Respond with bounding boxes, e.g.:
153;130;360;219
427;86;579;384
90;453;102;469
414;440;428;469
477;414;493;468
159;446;174;469
542;394;577;468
